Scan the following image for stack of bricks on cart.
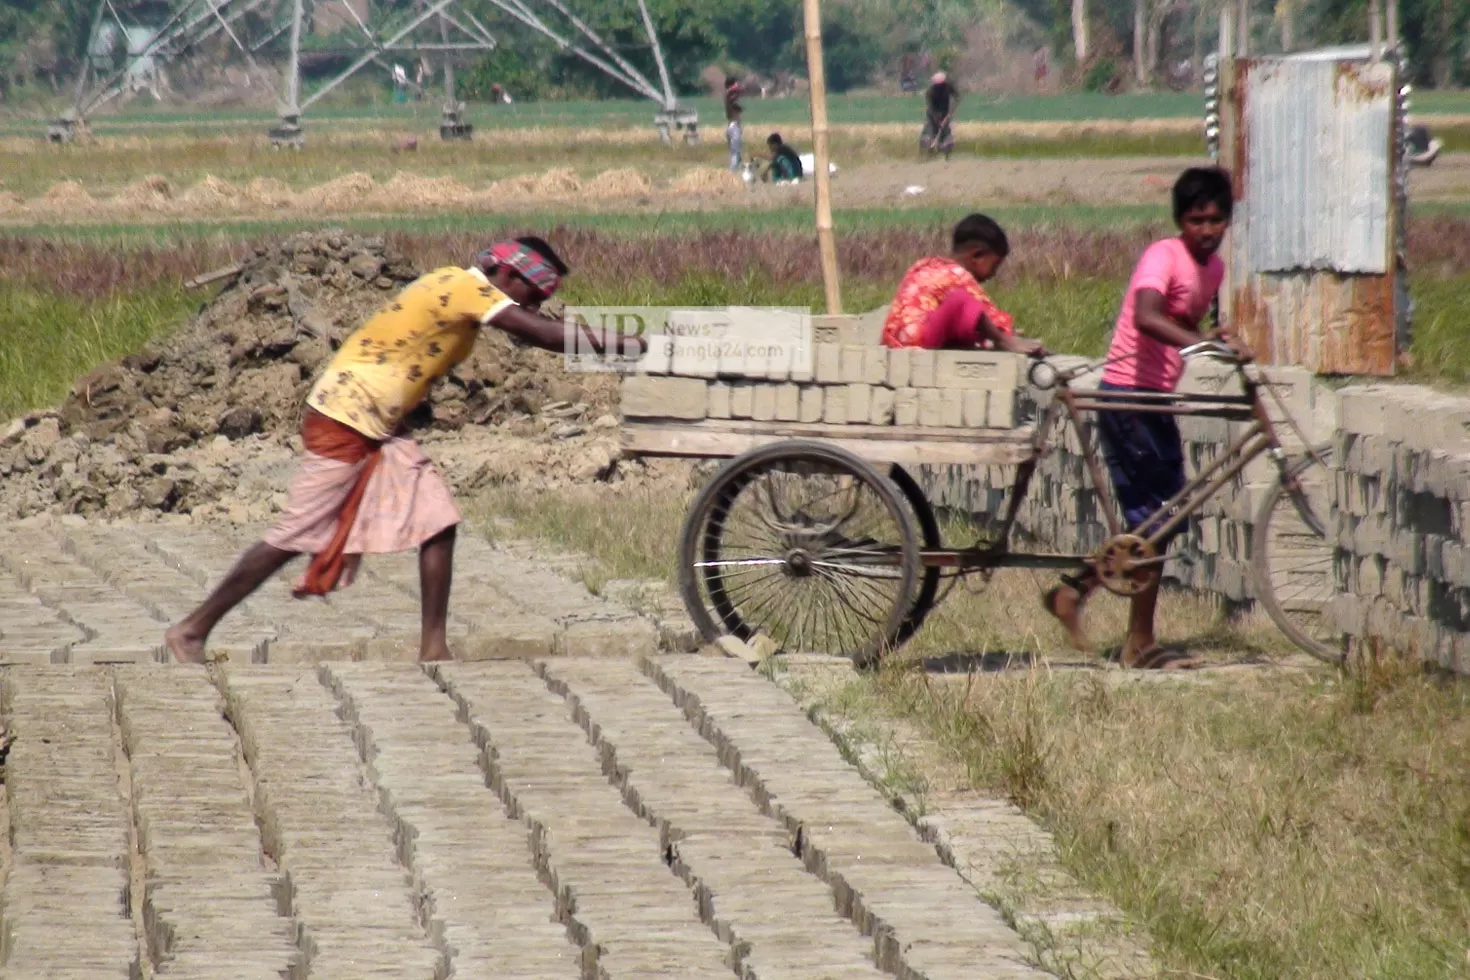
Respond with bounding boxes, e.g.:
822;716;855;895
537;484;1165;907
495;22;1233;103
620;313;1023;430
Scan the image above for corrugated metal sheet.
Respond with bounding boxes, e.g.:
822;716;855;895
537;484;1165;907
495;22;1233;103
1243;58;1393;275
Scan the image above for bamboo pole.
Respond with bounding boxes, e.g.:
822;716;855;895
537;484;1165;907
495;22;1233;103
802;0;842;315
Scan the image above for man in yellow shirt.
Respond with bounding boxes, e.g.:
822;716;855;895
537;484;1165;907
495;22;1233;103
166;237;638;664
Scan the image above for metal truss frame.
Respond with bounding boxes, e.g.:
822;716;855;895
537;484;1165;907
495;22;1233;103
52;0;694;145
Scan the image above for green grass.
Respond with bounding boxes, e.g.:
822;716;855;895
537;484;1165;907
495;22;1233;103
9;88;1470;138
0;204;1167;244
1403;276;1470;389
0;284;196;420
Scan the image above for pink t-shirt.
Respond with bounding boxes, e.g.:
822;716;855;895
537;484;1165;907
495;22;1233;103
1101;238;1224;392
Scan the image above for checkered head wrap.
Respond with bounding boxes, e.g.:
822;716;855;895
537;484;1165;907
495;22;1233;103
475;240;563;297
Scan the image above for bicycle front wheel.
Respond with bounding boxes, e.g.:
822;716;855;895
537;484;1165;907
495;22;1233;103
678;441;920;667
1251;444;1345;664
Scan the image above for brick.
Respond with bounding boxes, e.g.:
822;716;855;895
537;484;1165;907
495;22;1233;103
840;345;867;383
846;384;871;422
918;389;944;427
934;351;1020;390
636;334;672;374
870;386;895;425
775;383;801;421
670;336;716;378
894;388;919;426
886;348;911;387
752;384;777;422
707;382;732;419
814;343;842;383
962;389;988;428
799;386;823;422
730;383;754;419
863;348;887;385
940;389;964;427
620;375;707;420
823;386;848;424
909;350;936;388
1339;386;1388;436
989;389;1017;428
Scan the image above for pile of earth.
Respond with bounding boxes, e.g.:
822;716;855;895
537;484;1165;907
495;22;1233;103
0;231;670;521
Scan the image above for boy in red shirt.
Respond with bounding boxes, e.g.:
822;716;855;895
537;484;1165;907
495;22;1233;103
1046;167;1236;668
882;214;1046;356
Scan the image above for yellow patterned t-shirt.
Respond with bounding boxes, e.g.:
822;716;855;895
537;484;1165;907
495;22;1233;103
308;266;516;440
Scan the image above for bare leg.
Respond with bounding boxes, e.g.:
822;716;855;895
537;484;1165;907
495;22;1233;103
1119;571;1196;668
165;542;298;663
1119;570;1161;667
1044;572;1098;652
418;524;456;662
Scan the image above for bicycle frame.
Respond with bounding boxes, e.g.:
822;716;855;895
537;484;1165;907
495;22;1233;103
921;358;1303;578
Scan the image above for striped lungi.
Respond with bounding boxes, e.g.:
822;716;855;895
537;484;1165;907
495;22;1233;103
265;410;460;597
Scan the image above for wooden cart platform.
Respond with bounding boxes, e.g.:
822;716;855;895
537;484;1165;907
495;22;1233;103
621;418;1036;466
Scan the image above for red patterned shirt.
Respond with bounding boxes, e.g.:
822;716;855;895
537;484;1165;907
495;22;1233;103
881;257;1014;349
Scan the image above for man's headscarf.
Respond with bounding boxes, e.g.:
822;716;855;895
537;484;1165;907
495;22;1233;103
932;71;947;85
475;240;563;297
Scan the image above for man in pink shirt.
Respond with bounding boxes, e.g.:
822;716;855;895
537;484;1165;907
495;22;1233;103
1046;166;1236;668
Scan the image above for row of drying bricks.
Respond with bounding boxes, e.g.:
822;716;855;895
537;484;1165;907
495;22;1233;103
0;523;672;665
0;658;1042;980
624;346;1025;429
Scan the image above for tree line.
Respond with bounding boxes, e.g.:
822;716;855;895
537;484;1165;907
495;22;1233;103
1;0;1464;105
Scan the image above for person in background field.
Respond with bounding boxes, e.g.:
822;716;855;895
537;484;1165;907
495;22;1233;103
724;75;744;172
882;213;1047;356
764;132;804;183
1044;166;1239;669
164;237;643;665
921;71;959;159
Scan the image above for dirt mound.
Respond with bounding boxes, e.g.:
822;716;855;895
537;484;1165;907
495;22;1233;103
0;191;25;214
670;168;744;195
583;169;653;198
0;230;627;520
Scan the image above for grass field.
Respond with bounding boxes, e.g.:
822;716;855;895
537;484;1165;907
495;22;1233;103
8;89;1470;136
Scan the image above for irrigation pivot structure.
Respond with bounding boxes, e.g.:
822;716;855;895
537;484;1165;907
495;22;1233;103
52;0;695;146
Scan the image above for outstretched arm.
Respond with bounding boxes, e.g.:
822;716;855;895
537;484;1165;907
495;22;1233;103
977;314;1046;356
1133;288;1204;348
490;304;646;357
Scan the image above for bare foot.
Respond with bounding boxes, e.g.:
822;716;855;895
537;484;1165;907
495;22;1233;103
165;624;207;664
1043;586;1093;652
418;645;454;663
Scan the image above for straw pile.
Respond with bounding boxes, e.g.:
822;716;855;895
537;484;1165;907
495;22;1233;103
670;168;744;195
583;168;654;198
243;177;294;209
180;176;243;209
297;172;377;211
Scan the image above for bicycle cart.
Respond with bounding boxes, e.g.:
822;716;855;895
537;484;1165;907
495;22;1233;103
622;344;1341;666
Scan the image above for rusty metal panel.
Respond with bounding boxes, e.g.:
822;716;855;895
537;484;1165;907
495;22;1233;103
1231;271;1395;374
1219;47;1400;376
1243;58;1393;275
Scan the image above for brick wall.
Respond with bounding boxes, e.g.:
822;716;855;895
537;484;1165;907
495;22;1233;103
620;312;1470;671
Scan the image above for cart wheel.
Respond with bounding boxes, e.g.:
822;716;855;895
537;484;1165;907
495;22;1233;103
1251;444;1346;665
888;464;941;643
678;440;920;667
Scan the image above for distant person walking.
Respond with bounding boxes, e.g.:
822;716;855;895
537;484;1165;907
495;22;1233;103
724;76;744;172
921;72;958;160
